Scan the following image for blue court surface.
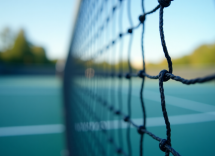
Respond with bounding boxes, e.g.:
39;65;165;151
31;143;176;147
0;76;215;156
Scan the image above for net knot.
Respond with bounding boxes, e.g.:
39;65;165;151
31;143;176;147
159;70;170;82
112;6;116;12
137;125;145;135
112;41;115;45
158;0;173;7
115;110;121;115
159;139;169;152
139;14;146;23
117;148;122;154
108;138;114;143
138;70;145;78
127;28;133;34
119;33;123;38
109;106;114;111
125;73;131;79
124;115;130;122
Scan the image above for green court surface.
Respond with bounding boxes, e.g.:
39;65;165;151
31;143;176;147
0;76;66;156
0;76;215;156
74;78;215;156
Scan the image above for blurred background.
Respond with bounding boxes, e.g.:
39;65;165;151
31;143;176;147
0;0;77;156
0;0;214;156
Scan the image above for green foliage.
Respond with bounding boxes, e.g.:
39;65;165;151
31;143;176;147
31;46;49;64
190;44;215;66
10;29;34;64
0;29;55;65
146;42;215;69
73;57;137;73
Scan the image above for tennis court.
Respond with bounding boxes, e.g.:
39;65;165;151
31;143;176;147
72;77;215;156
1;75;214;156
0;76;66;156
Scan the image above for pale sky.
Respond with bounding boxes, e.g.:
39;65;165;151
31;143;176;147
0;0;76;60
0;0;215;66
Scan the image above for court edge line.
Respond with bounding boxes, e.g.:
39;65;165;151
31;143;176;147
75;111;215;131
1;111;215;136
0;124;64;137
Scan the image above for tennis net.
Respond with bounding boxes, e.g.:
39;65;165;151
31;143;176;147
63;0;215;156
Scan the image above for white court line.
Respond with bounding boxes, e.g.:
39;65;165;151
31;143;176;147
0;124;64;137
0;90;59;95
1;90;215;136
75;111;215;131
131;90;215;113
2;112;215;136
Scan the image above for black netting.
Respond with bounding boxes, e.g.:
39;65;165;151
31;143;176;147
63;0;215;156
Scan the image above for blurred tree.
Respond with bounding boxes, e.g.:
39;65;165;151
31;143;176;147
190;44;215;66
146;42;215;69
0;28;55;65
31;46;49;64
10;29;34;64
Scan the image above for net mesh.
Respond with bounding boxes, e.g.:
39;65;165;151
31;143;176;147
63;0;215;156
